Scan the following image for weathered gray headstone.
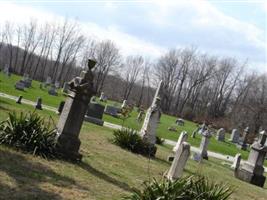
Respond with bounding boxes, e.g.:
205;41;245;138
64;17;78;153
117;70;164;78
216;128;225;142
237;127;250;150
230;129;239;143
15;80;25;91
104;105;120;117
140;80;162;148
45;76;52;86
176;118;184;126
35;97;42;110
99;92;105;101
166;142;190;180
193;129;212;161
22;74;32;88
231;153;241;170
62;82;69;93
235;130;267;187
121;100;127;109
56;59;96;161
48;84;58;96
3;64;10;77
16;95;23;104
168;131;188;162
84;102;105;126
173;131;188;153
55;81;60;89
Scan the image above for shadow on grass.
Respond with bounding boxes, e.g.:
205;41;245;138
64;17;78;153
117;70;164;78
78;161;133;192
0;99;11;112
0;148;79;200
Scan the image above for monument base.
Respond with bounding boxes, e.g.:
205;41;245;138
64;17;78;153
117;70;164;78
236;143;247;150
56;133;82;161
84;115;104;126
235;168;266;187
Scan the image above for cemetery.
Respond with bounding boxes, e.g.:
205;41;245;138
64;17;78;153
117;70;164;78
0;2;266;199
0;66;267;199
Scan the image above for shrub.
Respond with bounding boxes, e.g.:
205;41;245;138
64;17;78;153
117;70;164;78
0;112;57;158
124;175;232;200
113;128;156;157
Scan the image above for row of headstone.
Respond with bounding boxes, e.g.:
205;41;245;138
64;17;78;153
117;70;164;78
14;74;32;91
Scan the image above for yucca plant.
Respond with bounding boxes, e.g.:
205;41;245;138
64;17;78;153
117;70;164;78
113;128;156;156
124;176;232;200
0;112;57;158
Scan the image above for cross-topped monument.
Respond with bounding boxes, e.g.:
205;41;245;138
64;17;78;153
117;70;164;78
56;59;96;161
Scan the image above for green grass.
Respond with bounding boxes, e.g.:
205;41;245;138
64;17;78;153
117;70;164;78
0;72;257;160
0;72;66;108
0;97;267;199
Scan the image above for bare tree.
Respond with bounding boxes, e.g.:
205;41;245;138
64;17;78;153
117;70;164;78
91;40;121;95
154;49;180;112
122;55;143;100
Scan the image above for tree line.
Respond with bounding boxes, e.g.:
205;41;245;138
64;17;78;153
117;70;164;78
0;19;266;134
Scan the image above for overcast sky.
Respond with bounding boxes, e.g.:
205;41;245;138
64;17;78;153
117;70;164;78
0;0;266;72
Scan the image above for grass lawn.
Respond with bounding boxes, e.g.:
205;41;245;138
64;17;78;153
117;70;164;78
0;72;257;160
0;96;267;199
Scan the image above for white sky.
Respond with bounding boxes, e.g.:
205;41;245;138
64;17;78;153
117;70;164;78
0;0;266;72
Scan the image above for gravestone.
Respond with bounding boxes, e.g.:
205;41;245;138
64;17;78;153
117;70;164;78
62;82;69;93
216;128;225;142
45;76;52;87
15;80;25;91
99;92;105;101
238;127;250;150
35;97;42;110
191;130;197;138
168;131;188;162
84;102;105;126
140;80;162;151
193;129;212;161
121;100;127;109
55;81;60;89
230;129;240;143
57;101;65;114
3;65;10;77
231;153;241;169
48;84;58;96
166;142;191;180
22;74;32;88
56;59;96;161
235;130;267;187
173;131;188;153
104;105;120;117
176;118;184;126
16;95;23;104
